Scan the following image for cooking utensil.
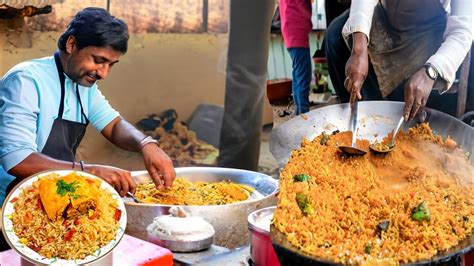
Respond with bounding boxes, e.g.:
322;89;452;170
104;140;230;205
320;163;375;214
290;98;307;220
126;191;142;203
338;100;367;156
248;206;280;266
369;115;404;154
124;167;279;249
270;101;473;167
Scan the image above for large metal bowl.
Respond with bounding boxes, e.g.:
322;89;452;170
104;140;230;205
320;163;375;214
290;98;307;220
124;167;279;249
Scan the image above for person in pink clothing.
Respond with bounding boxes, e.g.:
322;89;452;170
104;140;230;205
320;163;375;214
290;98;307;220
279;0;313;114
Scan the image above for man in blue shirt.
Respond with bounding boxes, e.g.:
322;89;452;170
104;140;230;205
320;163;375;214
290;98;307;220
0;7;176;205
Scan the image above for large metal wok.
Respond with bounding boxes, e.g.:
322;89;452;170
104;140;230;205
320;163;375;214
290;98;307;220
124;167;278;249
271;101;473;167
269;101;474;265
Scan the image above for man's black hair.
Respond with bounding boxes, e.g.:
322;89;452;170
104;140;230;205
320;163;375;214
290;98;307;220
58;7;129;53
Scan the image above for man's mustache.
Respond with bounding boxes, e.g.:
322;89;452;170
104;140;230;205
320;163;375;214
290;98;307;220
87;72;102;80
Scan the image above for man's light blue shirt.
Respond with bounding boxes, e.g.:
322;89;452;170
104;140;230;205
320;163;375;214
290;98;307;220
0;55;120;204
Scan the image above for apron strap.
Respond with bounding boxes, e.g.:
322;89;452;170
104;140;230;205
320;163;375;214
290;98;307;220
75;85;89;124
53;51;66;119
54;51;89;124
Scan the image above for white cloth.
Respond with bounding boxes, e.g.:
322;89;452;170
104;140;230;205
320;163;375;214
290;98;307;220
342;0;473;90
0;0;57;9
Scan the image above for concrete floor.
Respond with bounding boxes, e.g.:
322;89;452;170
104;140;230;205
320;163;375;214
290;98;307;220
257;124;279;178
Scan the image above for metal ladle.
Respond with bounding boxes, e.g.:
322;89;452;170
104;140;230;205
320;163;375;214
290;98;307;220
126;191;142;203
369;116;404;154
338;100;367;156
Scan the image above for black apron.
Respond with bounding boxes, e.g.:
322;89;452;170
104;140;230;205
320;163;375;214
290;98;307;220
0;52;90;251
368;0;447;97
41;51;89;161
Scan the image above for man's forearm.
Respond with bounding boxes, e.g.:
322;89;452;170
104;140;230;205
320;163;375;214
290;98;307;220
342;0;377;43
351;32;368;55
8;153;84;178
108;118;147;152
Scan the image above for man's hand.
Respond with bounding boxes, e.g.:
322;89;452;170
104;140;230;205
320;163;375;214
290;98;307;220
403;68;435;121
345;32;369;105
8;153;136;197
85;164;136;197
142;143;176;189
101;117;175;190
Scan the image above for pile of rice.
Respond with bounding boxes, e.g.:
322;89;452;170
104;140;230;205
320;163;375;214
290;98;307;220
11;174;121;260
273;123;474;264
135;177;255;205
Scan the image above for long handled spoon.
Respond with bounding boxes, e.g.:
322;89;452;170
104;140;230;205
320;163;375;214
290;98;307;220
370;116;404;154
338;100;367;156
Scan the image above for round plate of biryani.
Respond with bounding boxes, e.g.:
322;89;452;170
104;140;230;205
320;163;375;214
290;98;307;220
1;170;126;265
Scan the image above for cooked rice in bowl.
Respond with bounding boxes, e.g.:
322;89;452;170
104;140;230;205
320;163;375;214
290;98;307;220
135;177;257;205
2;170;126;264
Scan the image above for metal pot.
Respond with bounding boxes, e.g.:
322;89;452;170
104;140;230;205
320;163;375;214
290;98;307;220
125;167;279;249
248;206;279;266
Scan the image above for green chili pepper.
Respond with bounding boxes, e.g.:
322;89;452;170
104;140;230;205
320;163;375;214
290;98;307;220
412;202;430;221
364;243;372;254
296;193;313;215
293;174;310;182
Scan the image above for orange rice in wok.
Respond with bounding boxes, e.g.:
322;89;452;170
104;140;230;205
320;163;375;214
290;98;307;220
273;123;474;264
11;173;121;260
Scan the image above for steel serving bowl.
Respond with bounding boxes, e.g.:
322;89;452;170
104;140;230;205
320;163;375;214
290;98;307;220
248;206;279;266
124;167;279;249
